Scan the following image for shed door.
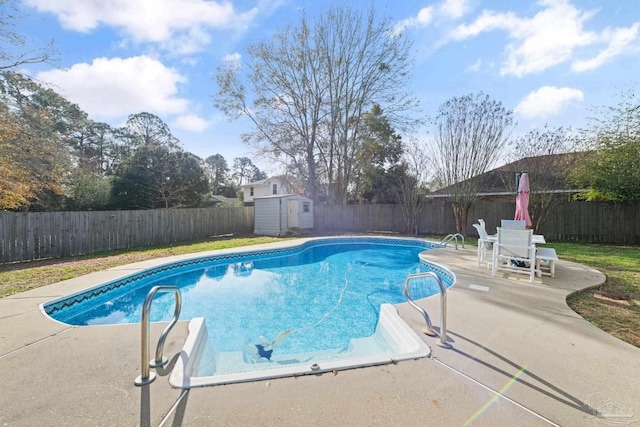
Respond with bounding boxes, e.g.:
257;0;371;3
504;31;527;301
287;199;299;228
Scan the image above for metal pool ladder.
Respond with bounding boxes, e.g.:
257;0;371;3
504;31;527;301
134;285;182;386
439;233;465;249
404;272;450;348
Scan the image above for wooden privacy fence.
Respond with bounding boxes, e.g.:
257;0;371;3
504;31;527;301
0;207;253;264
315;200;640;244
314;203;455;235
2;200;639;264
467;201;640;244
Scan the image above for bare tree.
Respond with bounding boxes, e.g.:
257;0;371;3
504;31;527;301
393;139;430;234
431;92;513;235
0;0;57;71
499;126;577;233
215;5;417;203
315;7;417;204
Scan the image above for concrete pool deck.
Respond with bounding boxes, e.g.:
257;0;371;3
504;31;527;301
1;241;639;426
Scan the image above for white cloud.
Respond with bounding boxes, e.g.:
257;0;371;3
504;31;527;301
161;26;213;57
515;86;584;119
450;0;640;76
173;114;210;132
36;56;189;120
451;0;598;77
416;7;435;25
572;23;640;72
440;0;470;20
468;58;483;72
396;7;434;32
450;10;518;40
397;0;470;32
25;0;258;53
502;2;597;76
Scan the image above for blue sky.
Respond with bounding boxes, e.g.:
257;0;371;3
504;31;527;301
16;0;640;172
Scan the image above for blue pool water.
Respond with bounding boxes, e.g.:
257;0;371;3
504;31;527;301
45;237;450;359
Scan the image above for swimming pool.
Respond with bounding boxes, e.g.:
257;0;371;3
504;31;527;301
42;236;455;386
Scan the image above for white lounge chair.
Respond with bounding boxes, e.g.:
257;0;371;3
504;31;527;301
472;222;492;268
492;227;536;282
535;247;559;277
501;219;526;229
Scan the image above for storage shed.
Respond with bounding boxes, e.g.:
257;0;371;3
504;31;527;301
253;194;314;236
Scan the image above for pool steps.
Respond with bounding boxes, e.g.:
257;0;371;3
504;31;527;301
169;304;431;388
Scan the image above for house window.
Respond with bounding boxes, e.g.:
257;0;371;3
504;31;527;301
250;187;254;196
303;202;310;213
272;184;277;195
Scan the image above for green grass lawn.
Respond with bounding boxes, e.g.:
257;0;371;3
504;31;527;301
0;235;286;297
553;242;640;348
1;235;638;348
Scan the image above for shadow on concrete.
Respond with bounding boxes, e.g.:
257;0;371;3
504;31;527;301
445;330;600;417
156;352;181;378
140;384;152;427
168;390;190;427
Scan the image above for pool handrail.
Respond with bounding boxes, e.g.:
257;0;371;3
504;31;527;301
403;272;450;348
439;233;465;249
134;285;182;386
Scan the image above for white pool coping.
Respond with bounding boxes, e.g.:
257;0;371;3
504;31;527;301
169;303;431;388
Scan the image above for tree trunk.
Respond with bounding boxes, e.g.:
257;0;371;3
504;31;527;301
451;202;470;236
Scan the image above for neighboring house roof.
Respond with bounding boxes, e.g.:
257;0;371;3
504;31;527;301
240;176;287;188
240;175;305;195
239;178;270;188
428;152;589;198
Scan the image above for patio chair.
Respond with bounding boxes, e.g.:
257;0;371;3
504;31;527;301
501;219;526;229
492;227;536;282
472;222;492;268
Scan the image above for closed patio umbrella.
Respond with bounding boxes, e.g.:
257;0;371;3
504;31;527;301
514;172;532;228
